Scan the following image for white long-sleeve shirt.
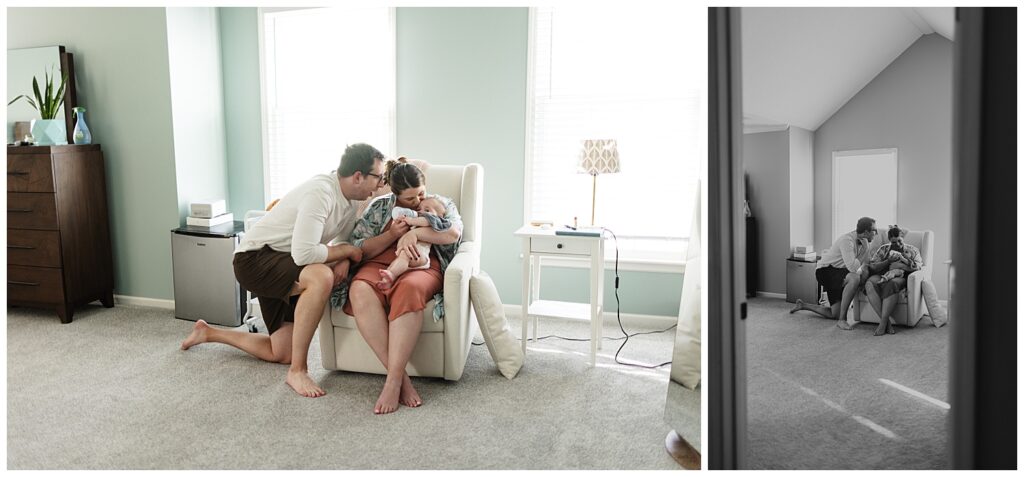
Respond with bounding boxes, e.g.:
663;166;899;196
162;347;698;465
236;172;359;266
817;230;872;273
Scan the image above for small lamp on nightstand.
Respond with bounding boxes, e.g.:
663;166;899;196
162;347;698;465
577;139;621;229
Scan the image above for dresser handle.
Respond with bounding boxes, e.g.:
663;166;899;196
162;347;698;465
7;171;28;176
7;245;36;250
7;208;33;213
8;280;39;287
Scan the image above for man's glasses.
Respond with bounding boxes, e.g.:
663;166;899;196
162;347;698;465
366;172;386;185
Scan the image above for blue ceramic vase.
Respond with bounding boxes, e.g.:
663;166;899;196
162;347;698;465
73;107;92;145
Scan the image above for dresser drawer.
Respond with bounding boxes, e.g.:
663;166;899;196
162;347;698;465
8;265;64;304
7;154;54;192
530;236;592;256
7;229;62;268
7;193;59;230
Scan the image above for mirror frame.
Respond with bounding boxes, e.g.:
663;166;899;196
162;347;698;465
57;46;79;144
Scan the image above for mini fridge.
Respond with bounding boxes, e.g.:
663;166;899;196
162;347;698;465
171;222;247;327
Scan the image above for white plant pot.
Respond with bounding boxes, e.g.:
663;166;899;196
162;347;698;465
30;119;68;146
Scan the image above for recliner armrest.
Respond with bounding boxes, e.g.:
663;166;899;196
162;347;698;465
907;267;932;321
441;240;478;381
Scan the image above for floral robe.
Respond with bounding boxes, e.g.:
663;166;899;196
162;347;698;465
329;193;463;322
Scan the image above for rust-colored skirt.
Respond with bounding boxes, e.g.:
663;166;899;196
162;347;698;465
343;246;443;321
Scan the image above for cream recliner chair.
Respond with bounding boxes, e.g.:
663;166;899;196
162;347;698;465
852;229;933;327
318;163;483;381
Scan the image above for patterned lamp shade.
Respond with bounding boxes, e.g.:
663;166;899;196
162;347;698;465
577;139;621;175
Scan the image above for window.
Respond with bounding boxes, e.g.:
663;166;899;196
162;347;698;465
260;7;395;201
527;6;704;265
833;148;898;241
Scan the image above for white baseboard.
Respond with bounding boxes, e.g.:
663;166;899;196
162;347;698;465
113;295;175;310
755;291;787;299
502;304;677;328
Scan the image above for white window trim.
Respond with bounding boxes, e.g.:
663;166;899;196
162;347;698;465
519;254;685;274
522;7;538;227
256;6;397;205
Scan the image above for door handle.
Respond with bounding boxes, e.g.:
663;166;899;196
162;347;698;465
7;171;28;176
741;301;747;320
7;245;36;250
8;280;39;286
7;208;34;213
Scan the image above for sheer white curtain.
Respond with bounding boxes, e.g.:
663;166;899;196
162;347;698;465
262;7;395;200
528;6;704;262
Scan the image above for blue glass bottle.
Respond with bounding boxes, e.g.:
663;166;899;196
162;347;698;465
73;106;92;145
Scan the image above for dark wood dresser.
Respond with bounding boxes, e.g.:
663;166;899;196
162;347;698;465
7;144;114;323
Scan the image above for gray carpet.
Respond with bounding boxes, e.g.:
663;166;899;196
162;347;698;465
745;297;949;470
7;303;683;470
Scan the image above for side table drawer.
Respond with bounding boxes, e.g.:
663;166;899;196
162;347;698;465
8;265;65;304
7;193;59;230
530;236;591;256
7;154;55;192
8;229;62;268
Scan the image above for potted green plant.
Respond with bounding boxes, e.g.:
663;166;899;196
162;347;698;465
8;66;68;145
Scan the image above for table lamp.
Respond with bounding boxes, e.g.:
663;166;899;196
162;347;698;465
578;139;621;227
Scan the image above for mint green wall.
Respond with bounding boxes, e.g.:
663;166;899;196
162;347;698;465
395;7;529;311
395;8;682;316
219;8;266;217
8;8;180;300
7;7;685;314
165;7;229;220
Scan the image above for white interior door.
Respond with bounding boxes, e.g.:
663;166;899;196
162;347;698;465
832;149;897;240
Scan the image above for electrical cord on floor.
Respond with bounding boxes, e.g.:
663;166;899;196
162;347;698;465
478;229;677;369
603;228;674;369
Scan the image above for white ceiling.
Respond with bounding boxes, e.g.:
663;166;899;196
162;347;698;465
741;7;954;132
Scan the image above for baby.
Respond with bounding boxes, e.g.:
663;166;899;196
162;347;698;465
878;250;912;283
377;196;451;290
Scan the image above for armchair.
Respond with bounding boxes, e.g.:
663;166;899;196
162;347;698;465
318;163;484;381
852;229;934;327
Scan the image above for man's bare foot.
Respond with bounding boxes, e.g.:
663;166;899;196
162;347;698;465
374;380;401;414
400;373;422;407
376;269;395;291
286;369;325;398
790;299;804;314
836;320;853;330
874;321;887;336
181;320;210;350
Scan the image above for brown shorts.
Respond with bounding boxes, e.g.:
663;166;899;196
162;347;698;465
343;246;443;321
233;245;304;335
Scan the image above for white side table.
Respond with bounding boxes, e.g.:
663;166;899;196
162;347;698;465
514;225;606;366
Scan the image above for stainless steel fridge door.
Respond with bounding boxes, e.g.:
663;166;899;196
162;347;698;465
171;232;243;326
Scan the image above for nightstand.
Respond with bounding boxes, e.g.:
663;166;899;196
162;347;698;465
514;225;605;366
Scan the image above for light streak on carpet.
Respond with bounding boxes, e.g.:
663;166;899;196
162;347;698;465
767;369;903;441
879;378;951;410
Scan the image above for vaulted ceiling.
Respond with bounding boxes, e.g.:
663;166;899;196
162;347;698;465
741;7;954;132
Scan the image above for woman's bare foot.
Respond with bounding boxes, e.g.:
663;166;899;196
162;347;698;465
886;318;896;334
374;380;401;414
873;321;887;336
376;269;395;291
836;320;853;330
400;373;422;407
181;320;210;350
286;370;325;398
790;299;804;314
